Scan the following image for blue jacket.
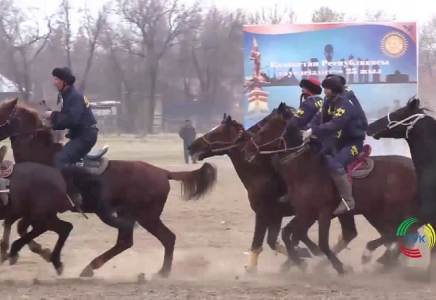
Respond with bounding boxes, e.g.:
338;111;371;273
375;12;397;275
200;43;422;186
289;95;323;130
343;87;368;128
50;86;97;138
311;93;366;142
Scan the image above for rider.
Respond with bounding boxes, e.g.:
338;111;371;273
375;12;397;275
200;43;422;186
325;74;368;128
278;77;323;203
43;67;98;208
302;75;367;215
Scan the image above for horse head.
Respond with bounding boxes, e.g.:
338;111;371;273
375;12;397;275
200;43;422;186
367;97;427;139
241;103;301;162
188;113;249;161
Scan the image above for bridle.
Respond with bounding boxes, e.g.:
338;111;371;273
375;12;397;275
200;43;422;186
386;112;426;138
0;106;19;129
201;123;246;152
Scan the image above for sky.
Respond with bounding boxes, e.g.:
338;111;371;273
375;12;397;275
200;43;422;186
14;0;435;29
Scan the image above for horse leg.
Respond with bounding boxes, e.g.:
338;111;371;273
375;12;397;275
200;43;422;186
8;223;47;266
317;209;345;275
80;227;134;277
280;215;312;273
314;215;357;271
1;214;18;263
245;213;268;273
17;218;52;262
137;217;176;278
45;216;73;275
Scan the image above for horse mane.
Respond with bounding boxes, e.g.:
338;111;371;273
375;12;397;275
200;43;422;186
15;101;44;127
407;97;433;114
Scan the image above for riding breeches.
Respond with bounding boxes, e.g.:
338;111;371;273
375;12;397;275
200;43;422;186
54;128;98;167
323;140;363;176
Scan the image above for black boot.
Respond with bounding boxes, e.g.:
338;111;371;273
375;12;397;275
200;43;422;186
332;174;355;215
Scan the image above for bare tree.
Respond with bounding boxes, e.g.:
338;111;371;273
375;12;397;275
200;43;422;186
311;6;344;23
0;0;53;100
116;0;201;134
58;0;73;68
364;10;396;21
247;3;295;24
420;17;436;84
77;4;110;92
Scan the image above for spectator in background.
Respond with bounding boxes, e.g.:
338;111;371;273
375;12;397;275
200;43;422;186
179;120;197;164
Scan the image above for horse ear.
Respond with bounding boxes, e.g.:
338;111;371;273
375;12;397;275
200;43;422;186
226;115;233;123
410;98;420;109
12;98;18;107
223;113;227;120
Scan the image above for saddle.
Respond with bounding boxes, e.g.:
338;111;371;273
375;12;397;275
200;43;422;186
76;145;110;175
347;144;374;183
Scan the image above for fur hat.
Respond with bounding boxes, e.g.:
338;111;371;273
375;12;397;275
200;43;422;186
299;77;322;95
322;75;344;94
325;74;346;86
52;67;76;85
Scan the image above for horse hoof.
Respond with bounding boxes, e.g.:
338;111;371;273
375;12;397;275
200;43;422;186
298;260;308;272
41;248;52;263
9;253;19;265
55;263;64;276
296;247;313;258
152;269;170;279
344;264;354;274
137;273;146;283
361;254;372;265
244;264;257;274
279;260;292;273
79;265;94;277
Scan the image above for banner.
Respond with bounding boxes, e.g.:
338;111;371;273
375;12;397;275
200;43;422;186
243;22;418;129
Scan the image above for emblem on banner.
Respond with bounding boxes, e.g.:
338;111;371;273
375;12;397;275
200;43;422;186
381;31;408;58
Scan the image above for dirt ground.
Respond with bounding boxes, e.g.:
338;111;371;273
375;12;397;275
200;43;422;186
0;134;434;299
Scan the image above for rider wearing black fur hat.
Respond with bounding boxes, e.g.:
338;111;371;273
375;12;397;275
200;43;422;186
302;75;367;214
43;67;98;208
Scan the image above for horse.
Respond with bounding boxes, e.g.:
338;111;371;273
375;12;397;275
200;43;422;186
1;163;119;275
188;104;359;272
0;99;218;278
366;97;436;275
240;104;418;274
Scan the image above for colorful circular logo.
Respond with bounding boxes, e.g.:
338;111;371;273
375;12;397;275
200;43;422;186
397;218;435;258
381;32;408;58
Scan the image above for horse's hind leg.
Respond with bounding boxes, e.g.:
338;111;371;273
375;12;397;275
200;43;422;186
1;214;19;263
17;218;52;262
137;217;176;278
80;226;134;277
8;223;47;266
46;216;73;275
317;210;345;275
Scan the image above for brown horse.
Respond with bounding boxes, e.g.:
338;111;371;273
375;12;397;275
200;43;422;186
0;99;217;278
188;105;360;272
1;163;115;275
241;104;418;274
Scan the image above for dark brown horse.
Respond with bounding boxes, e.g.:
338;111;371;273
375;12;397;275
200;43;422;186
188;105;359;272
367;98;436;276
241;104;418;274
1;163;114;275
0;99;217;278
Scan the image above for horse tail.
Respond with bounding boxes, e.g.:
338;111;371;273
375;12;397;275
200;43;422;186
168;162;217;200
60;166;136;230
